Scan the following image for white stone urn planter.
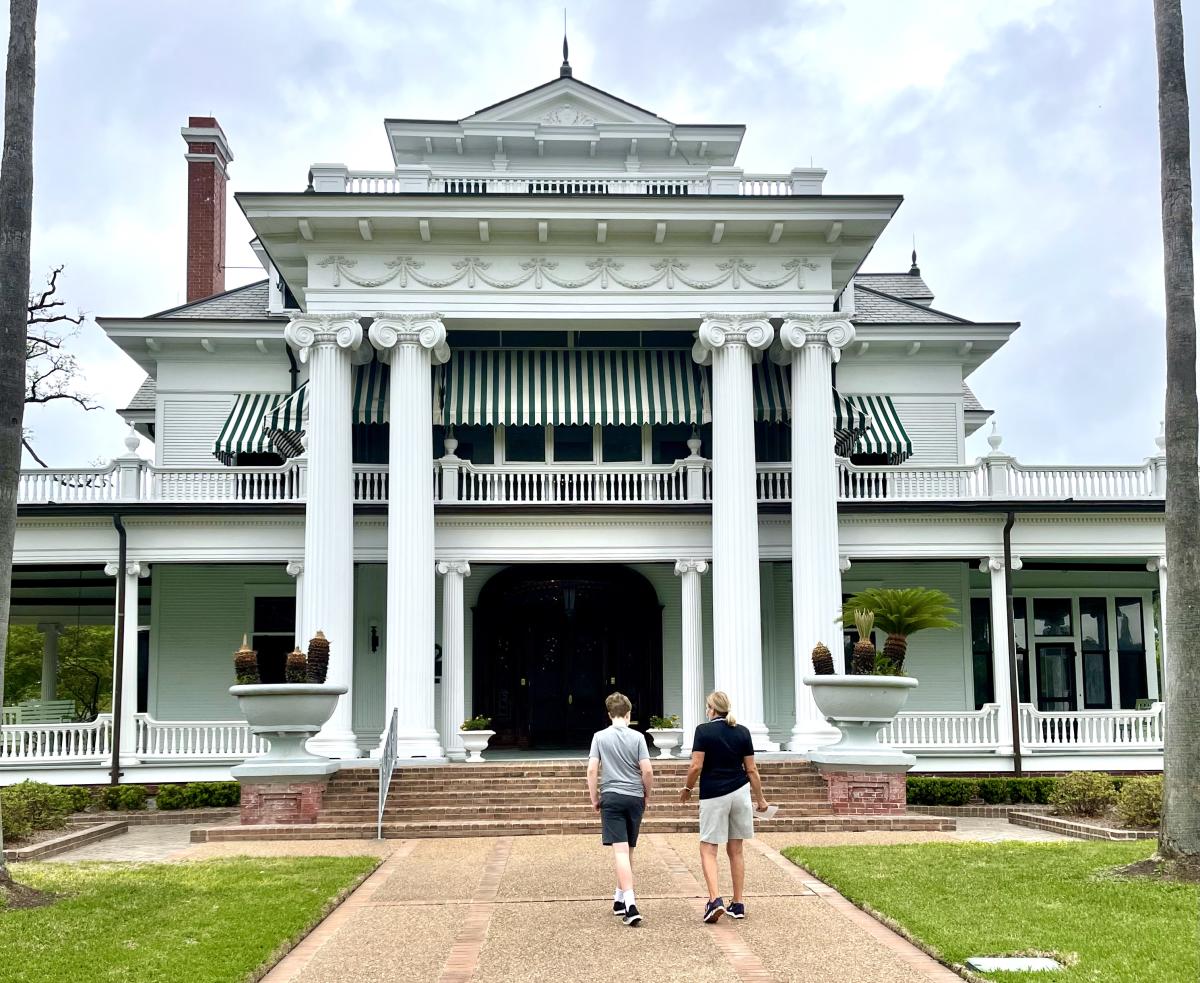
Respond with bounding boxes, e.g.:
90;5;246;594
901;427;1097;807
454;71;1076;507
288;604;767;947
458;729;495;763
801;675;919;767
646;728;684;759
229;683;347;778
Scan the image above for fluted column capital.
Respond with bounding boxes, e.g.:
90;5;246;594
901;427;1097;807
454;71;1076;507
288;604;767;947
979;555;1022;573
368;314;450;365
1147;556;1167;573
286;560;304;578
775;313;855;364
674;559;710;577
436;560;472;578
105;561;150;578
284;314;363;363
692;313;774;366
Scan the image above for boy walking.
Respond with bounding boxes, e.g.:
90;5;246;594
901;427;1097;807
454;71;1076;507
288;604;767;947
587;692;653;926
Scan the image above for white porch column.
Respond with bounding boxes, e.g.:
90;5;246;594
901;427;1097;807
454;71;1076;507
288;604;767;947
776;313;855;751
105;561;148;763
981;556;1018;753
286;560;304;643
370;314;450;759
36;622;61;701
437;561;471;761
1147;556;1167;698
674;559;709;751
693;314;776;750
285;314;363;759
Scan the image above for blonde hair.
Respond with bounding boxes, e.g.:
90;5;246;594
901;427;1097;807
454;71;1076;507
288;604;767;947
706;691;737;727
605;692;632;718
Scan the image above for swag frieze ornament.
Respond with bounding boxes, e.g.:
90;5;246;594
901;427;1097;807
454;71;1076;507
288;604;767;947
317;254;823;292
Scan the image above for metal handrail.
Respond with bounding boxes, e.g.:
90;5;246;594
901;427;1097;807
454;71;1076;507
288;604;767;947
377;707;398;840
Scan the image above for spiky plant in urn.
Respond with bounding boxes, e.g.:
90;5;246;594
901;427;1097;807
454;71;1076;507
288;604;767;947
306;630;330;684
851;610;877;675
285;647;308;683
811;641;835;675
233;636;259;685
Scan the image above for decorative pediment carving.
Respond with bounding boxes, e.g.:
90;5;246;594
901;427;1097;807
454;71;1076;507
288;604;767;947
539;102;597;126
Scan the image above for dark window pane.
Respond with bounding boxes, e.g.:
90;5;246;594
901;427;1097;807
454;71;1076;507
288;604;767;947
574;331;636;349
1033;598;1072;637
353;423;389;464
505;426;545;462
972;650;995;708
448;330;501;348
1016;650;1031;705
553;425;593;462
1118;651;1149;709
970;597;992;653
652;423;693;465
447;424;494;465
253;634;293;684
1083;651;1112;709
1080;598;1108;652
1036;643;1077;711
602;426;642;462
1115;598;1144;650
254;595;295;634
501;331;568;348
641;331;694;349
754;422;791;463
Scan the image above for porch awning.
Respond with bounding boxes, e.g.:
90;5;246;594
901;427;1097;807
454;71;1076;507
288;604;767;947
264;385;308;458
212;393;289;465
440;349;706;427
750;363;874;456
838;394;913;463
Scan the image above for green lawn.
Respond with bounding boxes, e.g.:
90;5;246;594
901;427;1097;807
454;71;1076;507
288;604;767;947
0;856;377;983
783;842;1199;983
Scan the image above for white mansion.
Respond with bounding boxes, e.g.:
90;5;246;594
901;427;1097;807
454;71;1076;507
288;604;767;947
5;64;1167;785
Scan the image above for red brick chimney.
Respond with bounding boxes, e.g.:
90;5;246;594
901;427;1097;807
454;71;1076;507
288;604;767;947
181;116;234;303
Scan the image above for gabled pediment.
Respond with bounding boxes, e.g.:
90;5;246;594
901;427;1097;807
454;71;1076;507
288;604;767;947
465;77;668;127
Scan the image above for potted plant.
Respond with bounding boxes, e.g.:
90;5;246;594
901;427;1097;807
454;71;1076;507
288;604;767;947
646;714;683;758
228;631;347;777
458;715;495;762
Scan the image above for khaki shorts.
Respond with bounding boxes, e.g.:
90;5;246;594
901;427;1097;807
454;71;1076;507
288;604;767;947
698;784;754;844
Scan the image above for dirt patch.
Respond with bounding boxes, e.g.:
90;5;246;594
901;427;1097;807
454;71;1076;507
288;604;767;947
1055;807;1154;834
0;871;56;910
5;827;75;849
1116;856;1200;884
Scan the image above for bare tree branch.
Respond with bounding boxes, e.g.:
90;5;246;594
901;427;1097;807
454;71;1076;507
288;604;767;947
20;436;46;467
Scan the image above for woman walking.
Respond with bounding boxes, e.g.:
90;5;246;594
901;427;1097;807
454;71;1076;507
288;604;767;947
678;691;769;923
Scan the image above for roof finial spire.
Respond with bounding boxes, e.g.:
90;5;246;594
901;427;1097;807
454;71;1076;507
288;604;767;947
560;9;572;77
909;236;921;276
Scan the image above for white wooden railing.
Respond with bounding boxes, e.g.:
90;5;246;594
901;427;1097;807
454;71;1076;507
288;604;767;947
1005;465;1157;500
837;461;991;501
756;464;792;502
0;715;112;762
880;704;1001;750
738;173;794;195
1018;703;1165;750
147;465;302;503
134;715;266;760
345;170;402;193
453;460;693;504
18;465;122;504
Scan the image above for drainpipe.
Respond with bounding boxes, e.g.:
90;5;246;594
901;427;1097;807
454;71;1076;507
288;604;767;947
109;515;127;786
1003;510;1023;776
286;344;299;393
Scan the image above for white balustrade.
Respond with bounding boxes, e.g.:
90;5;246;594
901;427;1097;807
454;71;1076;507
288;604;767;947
353;465;389;503
456;461;691;504
880;704;1001;749
756;464;792;502
428;173;712;195
1018;703;1165;750
1005;464;1156;499
738;173;794;196
346;170;401;193
134;715;266;760
837;461;990;501
149;464;302;502
0;715;112;762
17;465;121;504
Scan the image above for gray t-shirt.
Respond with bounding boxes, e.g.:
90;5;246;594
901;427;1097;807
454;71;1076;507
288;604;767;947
588;724;650;798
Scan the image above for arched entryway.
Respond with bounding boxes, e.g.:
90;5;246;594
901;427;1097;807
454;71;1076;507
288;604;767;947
473;564;663;749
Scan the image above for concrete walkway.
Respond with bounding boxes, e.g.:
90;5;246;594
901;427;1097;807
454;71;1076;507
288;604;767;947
204;833;964;983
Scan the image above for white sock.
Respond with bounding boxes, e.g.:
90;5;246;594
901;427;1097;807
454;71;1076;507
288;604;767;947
623;889;636;908
614;889;623;903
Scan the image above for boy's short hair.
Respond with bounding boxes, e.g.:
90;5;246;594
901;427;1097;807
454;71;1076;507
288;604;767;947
605;692;632;718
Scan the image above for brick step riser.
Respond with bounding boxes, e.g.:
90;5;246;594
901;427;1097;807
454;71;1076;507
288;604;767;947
325;783;827;797
325;797;831;811
334;765;820;781
329;778;826;791
319;809;835;822
324;793;829;807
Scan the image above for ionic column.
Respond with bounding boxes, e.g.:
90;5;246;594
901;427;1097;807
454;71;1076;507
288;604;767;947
284;314;363;759
36;622;62;701
370;314;450;759
674;559;709;751
286;560;304;643
775;314;855;751
104;561;148;763
693;314;776;750
1147;556;1168;693
437;560;471;761
980;556;1019;753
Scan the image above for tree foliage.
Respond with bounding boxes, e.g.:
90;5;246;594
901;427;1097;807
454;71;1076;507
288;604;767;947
3;624;113;720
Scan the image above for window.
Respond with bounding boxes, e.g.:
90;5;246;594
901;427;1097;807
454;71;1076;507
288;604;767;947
1079;597;1112;709
352;423;389;464
641;331;694;349
1033;598;1072;637
970;597;994;708
754;422;791;463
504;425;545;462
436;425;494;464
553;425;593;462
602;426;642;462
653;423;707;465
446;329;501;348
574;331;637;349
251;594;296;684
1116;597;1149;709
1012;597;1031;704
501;330;568;348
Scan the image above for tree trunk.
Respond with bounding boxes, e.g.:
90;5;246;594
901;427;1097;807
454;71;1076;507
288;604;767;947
0;0;38;874
1154;0;1200;862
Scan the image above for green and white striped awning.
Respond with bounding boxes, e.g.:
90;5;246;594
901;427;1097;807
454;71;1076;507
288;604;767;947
264;385;308;459
212;393;289;465
440;349;706;427
353;359;391;425
749;363;874;456
837;394;913;463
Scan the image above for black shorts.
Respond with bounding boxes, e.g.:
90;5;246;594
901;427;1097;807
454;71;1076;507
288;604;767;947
600;791;645;847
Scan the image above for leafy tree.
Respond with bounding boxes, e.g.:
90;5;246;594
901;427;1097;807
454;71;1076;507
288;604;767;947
3;625;113;719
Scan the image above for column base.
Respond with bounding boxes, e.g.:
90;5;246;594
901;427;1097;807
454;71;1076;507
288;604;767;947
787;722;841;753
381;728;446;761
307;728;362;760
746;724;780;753
445;747;467;763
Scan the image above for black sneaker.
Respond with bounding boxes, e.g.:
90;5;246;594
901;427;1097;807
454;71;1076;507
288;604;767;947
622;904;643;926
612;899;626;916
727;901;746;919
703;897;725;924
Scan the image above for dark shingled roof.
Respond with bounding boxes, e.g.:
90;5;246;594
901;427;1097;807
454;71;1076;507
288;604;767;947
962;383;987;413
850;284;970;324
120;377;156;414
151;280;278;320
855;272;934;301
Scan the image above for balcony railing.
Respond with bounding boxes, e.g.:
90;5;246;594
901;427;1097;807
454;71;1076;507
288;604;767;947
880;704;1002;750
0;715;112;762
135;715;266;760
16;454;1165;508
1019;703;1164;750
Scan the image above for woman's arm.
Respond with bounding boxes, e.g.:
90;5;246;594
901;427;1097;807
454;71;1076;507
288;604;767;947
679;750;704;803
743;755;768;812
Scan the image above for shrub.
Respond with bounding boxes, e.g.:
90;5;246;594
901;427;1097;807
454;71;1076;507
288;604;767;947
1116;775;1163;829
975;778;1011;804
155;782;240;810
906;777;978;806
1;794;32;841
1;781;72;831
61;785;95;812
98;784;148;811
1050;771;1117;817
154;784;188;811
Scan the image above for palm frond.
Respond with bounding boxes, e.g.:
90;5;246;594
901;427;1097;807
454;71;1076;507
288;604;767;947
838;587;959;637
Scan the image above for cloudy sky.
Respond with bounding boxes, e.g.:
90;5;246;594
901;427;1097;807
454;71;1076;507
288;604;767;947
7;0;1194;466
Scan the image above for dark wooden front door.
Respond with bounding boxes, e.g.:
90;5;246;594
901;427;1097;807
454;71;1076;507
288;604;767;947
474;565;663;749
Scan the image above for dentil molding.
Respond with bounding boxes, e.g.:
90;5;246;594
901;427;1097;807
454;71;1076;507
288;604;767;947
317;255;821;292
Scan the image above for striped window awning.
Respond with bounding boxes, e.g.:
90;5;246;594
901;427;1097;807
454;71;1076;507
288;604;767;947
749;363;875;456
838;394;913;463
264;385;308;459
212;393;290;465
440;349;706;427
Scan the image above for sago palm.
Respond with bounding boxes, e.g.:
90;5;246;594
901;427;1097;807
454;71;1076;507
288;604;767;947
839;588;959;672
